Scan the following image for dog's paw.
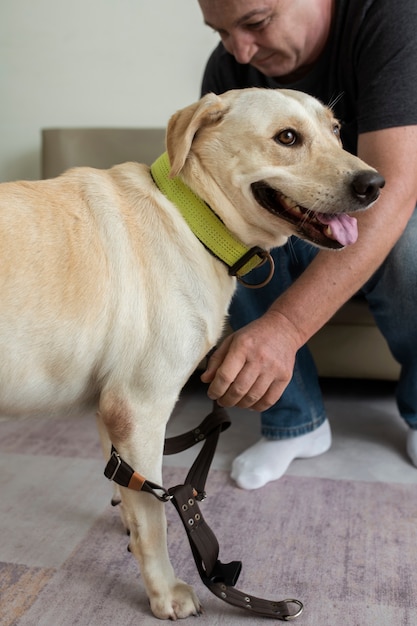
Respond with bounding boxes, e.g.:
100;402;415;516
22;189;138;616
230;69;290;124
150;580;202;620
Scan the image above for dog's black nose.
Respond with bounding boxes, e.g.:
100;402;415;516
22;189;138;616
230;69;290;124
351;170;385;204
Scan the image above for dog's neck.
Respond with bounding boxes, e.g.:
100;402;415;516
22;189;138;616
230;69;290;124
150;152;268;279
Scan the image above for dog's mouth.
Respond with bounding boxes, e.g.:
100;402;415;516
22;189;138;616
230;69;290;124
251;182;358;249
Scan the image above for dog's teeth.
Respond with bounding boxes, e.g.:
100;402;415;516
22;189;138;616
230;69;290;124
282;195;298;209
325;225;332;236
292;205;302;213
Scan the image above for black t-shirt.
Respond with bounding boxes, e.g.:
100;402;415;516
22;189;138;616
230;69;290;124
201;0;417;155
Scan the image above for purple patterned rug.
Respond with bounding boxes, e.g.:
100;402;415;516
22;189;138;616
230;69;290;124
2;461;417;625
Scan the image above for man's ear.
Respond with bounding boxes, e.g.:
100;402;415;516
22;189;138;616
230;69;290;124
166;92;227;177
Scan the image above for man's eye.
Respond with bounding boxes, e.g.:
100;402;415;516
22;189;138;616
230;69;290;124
246;17;272;31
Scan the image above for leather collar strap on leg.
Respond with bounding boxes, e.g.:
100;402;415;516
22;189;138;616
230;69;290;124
104;401;304;621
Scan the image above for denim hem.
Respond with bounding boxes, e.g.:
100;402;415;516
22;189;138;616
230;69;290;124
261;414;327;440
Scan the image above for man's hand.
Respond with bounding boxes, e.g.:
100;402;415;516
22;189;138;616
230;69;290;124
200;310;300;411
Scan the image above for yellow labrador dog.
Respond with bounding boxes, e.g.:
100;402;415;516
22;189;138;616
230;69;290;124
0;88;384;619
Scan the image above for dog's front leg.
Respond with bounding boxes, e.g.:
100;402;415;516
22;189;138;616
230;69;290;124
122;487;201;619
99;394;201;620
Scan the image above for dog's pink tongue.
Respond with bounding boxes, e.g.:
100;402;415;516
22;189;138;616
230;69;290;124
316;213;358;246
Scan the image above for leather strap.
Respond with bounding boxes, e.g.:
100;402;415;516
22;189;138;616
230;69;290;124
104;402;304;621
104;447;172;502
169;482;303;620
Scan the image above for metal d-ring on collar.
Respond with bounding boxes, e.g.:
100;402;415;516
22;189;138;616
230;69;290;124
229;247;275;289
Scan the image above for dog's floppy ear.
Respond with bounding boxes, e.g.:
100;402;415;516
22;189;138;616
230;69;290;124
166;92;226;177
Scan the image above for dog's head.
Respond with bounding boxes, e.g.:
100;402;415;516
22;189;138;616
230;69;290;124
166;88;384;251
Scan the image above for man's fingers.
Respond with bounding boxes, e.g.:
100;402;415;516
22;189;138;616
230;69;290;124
201;338;248;402
242;378;288;412
200;338;232;384
216;370;278;409
206;356;267;407
206;360;245;403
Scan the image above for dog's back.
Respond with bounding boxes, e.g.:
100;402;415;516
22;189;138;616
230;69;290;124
0;163;230;415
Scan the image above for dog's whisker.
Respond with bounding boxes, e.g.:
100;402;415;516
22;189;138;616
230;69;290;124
287;237;299;263
328;91;345;110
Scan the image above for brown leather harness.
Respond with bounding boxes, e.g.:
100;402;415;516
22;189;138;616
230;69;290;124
104;401;304;621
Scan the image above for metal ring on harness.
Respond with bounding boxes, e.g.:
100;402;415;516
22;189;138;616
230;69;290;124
282;599;304;621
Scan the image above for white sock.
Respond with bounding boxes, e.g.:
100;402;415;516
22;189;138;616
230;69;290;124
231;419;332;490
406;429;417;467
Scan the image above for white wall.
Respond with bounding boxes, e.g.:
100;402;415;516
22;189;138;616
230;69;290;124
0;0;217;182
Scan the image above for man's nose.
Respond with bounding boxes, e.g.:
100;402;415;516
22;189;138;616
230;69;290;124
228;31;257;64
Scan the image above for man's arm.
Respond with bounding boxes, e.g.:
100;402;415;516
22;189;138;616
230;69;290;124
201;125;417;409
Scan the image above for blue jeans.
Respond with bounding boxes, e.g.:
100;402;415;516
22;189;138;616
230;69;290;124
228;207;417;439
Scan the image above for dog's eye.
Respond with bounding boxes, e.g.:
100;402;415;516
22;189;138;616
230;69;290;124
333;124;341;138
274;129;298;146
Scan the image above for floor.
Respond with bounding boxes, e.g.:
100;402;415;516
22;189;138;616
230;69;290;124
1;373;416;626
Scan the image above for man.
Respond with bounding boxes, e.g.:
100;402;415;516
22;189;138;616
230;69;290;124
197;0;417;489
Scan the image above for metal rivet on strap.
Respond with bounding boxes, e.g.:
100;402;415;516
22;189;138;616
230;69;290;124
188;498;194;506
221;592;227;599
245;597;251;603
195;513;200;521
188;518;194;526
182;504;188;511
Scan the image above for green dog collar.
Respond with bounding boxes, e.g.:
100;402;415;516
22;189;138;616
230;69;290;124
150;152;270;280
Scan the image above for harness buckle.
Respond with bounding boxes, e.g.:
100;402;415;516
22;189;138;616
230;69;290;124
154;490;173;503
107;450;122;481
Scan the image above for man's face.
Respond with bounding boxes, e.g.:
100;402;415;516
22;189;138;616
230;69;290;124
198;0;325;79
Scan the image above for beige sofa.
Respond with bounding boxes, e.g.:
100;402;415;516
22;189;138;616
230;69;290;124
41;127;400;381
